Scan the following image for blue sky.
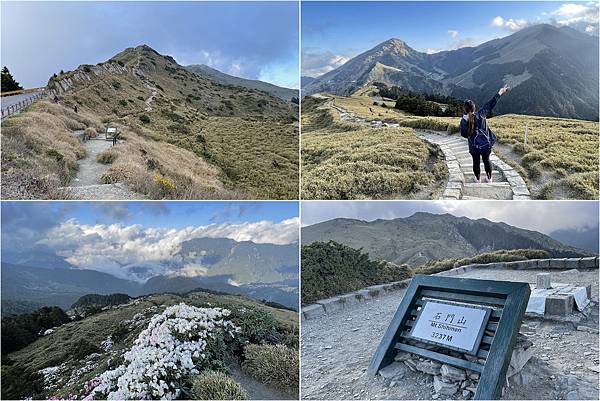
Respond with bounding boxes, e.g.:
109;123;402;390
1;201;299;230
302;1;599;76
1;1;299;88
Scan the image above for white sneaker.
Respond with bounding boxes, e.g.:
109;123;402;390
485;175;493;183
475;177;481;183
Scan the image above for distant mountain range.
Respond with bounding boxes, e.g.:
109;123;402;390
549;226;599;254
301;212;593;267
1;237;299;314
186;64;298;102
303;24;599;120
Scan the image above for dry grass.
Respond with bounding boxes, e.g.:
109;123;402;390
242;344;299;395
96;123;244;199
319;93;599;199
0;101;101;199
50;51;299;199
485;114;599;199
302;127;446;199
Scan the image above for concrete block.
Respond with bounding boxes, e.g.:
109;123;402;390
382;280;409;293
536;259;551;268
565;259;580;269
536;273;551;289
366;285;386;298
545;295;574;316
317;297;345;313
585;284;592;299
549;259;567;269
302;304;325;320
579;257;597;268
522;260;539;269
338;293;360;307
505;261;526;269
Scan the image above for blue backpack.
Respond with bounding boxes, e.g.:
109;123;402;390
471;126;496;153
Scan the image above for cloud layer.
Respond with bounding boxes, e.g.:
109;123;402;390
33;218;298;280
301;47;350;77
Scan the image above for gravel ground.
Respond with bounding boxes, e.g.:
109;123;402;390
301;268;599;400
66;136;141;199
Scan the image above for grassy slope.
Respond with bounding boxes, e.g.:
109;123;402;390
0;102;98;199
4;45;299;199
301;96;447;199
325;92;599;199
5;291;298;399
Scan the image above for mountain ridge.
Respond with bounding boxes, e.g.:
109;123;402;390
301;212;593;267
303;24;599;120
185;63;298;102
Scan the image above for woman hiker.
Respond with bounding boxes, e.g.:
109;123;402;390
460;84;509;183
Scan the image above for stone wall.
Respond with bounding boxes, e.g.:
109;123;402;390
301;257;599;320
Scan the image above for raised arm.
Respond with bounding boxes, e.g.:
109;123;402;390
478;84;508;116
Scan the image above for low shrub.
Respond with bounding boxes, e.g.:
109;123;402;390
72;339;100;360
242;344;298;393
301;241;413;304
139;115;150;124
414;249;551;275
0;363;44;400
231;308;283;346
191;371;246;400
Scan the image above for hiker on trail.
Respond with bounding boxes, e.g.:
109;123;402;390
74;105;78;113
112;132;120;146
460;84;509;183
53;95;59;103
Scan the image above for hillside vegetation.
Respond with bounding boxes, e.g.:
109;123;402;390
317;92;599;199
301;241;413;304
301;97;447;199
2;45;298;199
1;291;299;400
301;213;592;267
301;241;553;304
413;248;550;275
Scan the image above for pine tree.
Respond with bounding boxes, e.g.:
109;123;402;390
1;66;23;92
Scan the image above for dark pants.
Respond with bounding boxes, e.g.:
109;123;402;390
471;150;492;180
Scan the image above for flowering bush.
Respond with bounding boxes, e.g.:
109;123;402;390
87;303;240;400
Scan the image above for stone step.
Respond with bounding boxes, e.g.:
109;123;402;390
462;182;513;200
463;172;506;184
461;195;487;200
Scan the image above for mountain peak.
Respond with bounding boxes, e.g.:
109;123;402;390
375;38;412;54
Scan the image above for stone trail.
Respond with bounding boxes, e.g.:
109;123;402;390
416;130;530;200
319;95;531;200
62;130;141;200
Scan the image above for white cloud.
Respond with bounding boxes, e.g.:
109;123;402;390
448;30;459;39
492;16;505;27
551;2;599;29
37;218;299;280
301;47;350;77
491;16;530;32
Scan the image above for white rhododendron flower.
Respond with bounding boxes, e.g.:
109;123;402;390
87;303;239;400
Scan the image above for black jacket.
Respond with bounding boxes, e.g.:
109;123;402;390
460;93;500;153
